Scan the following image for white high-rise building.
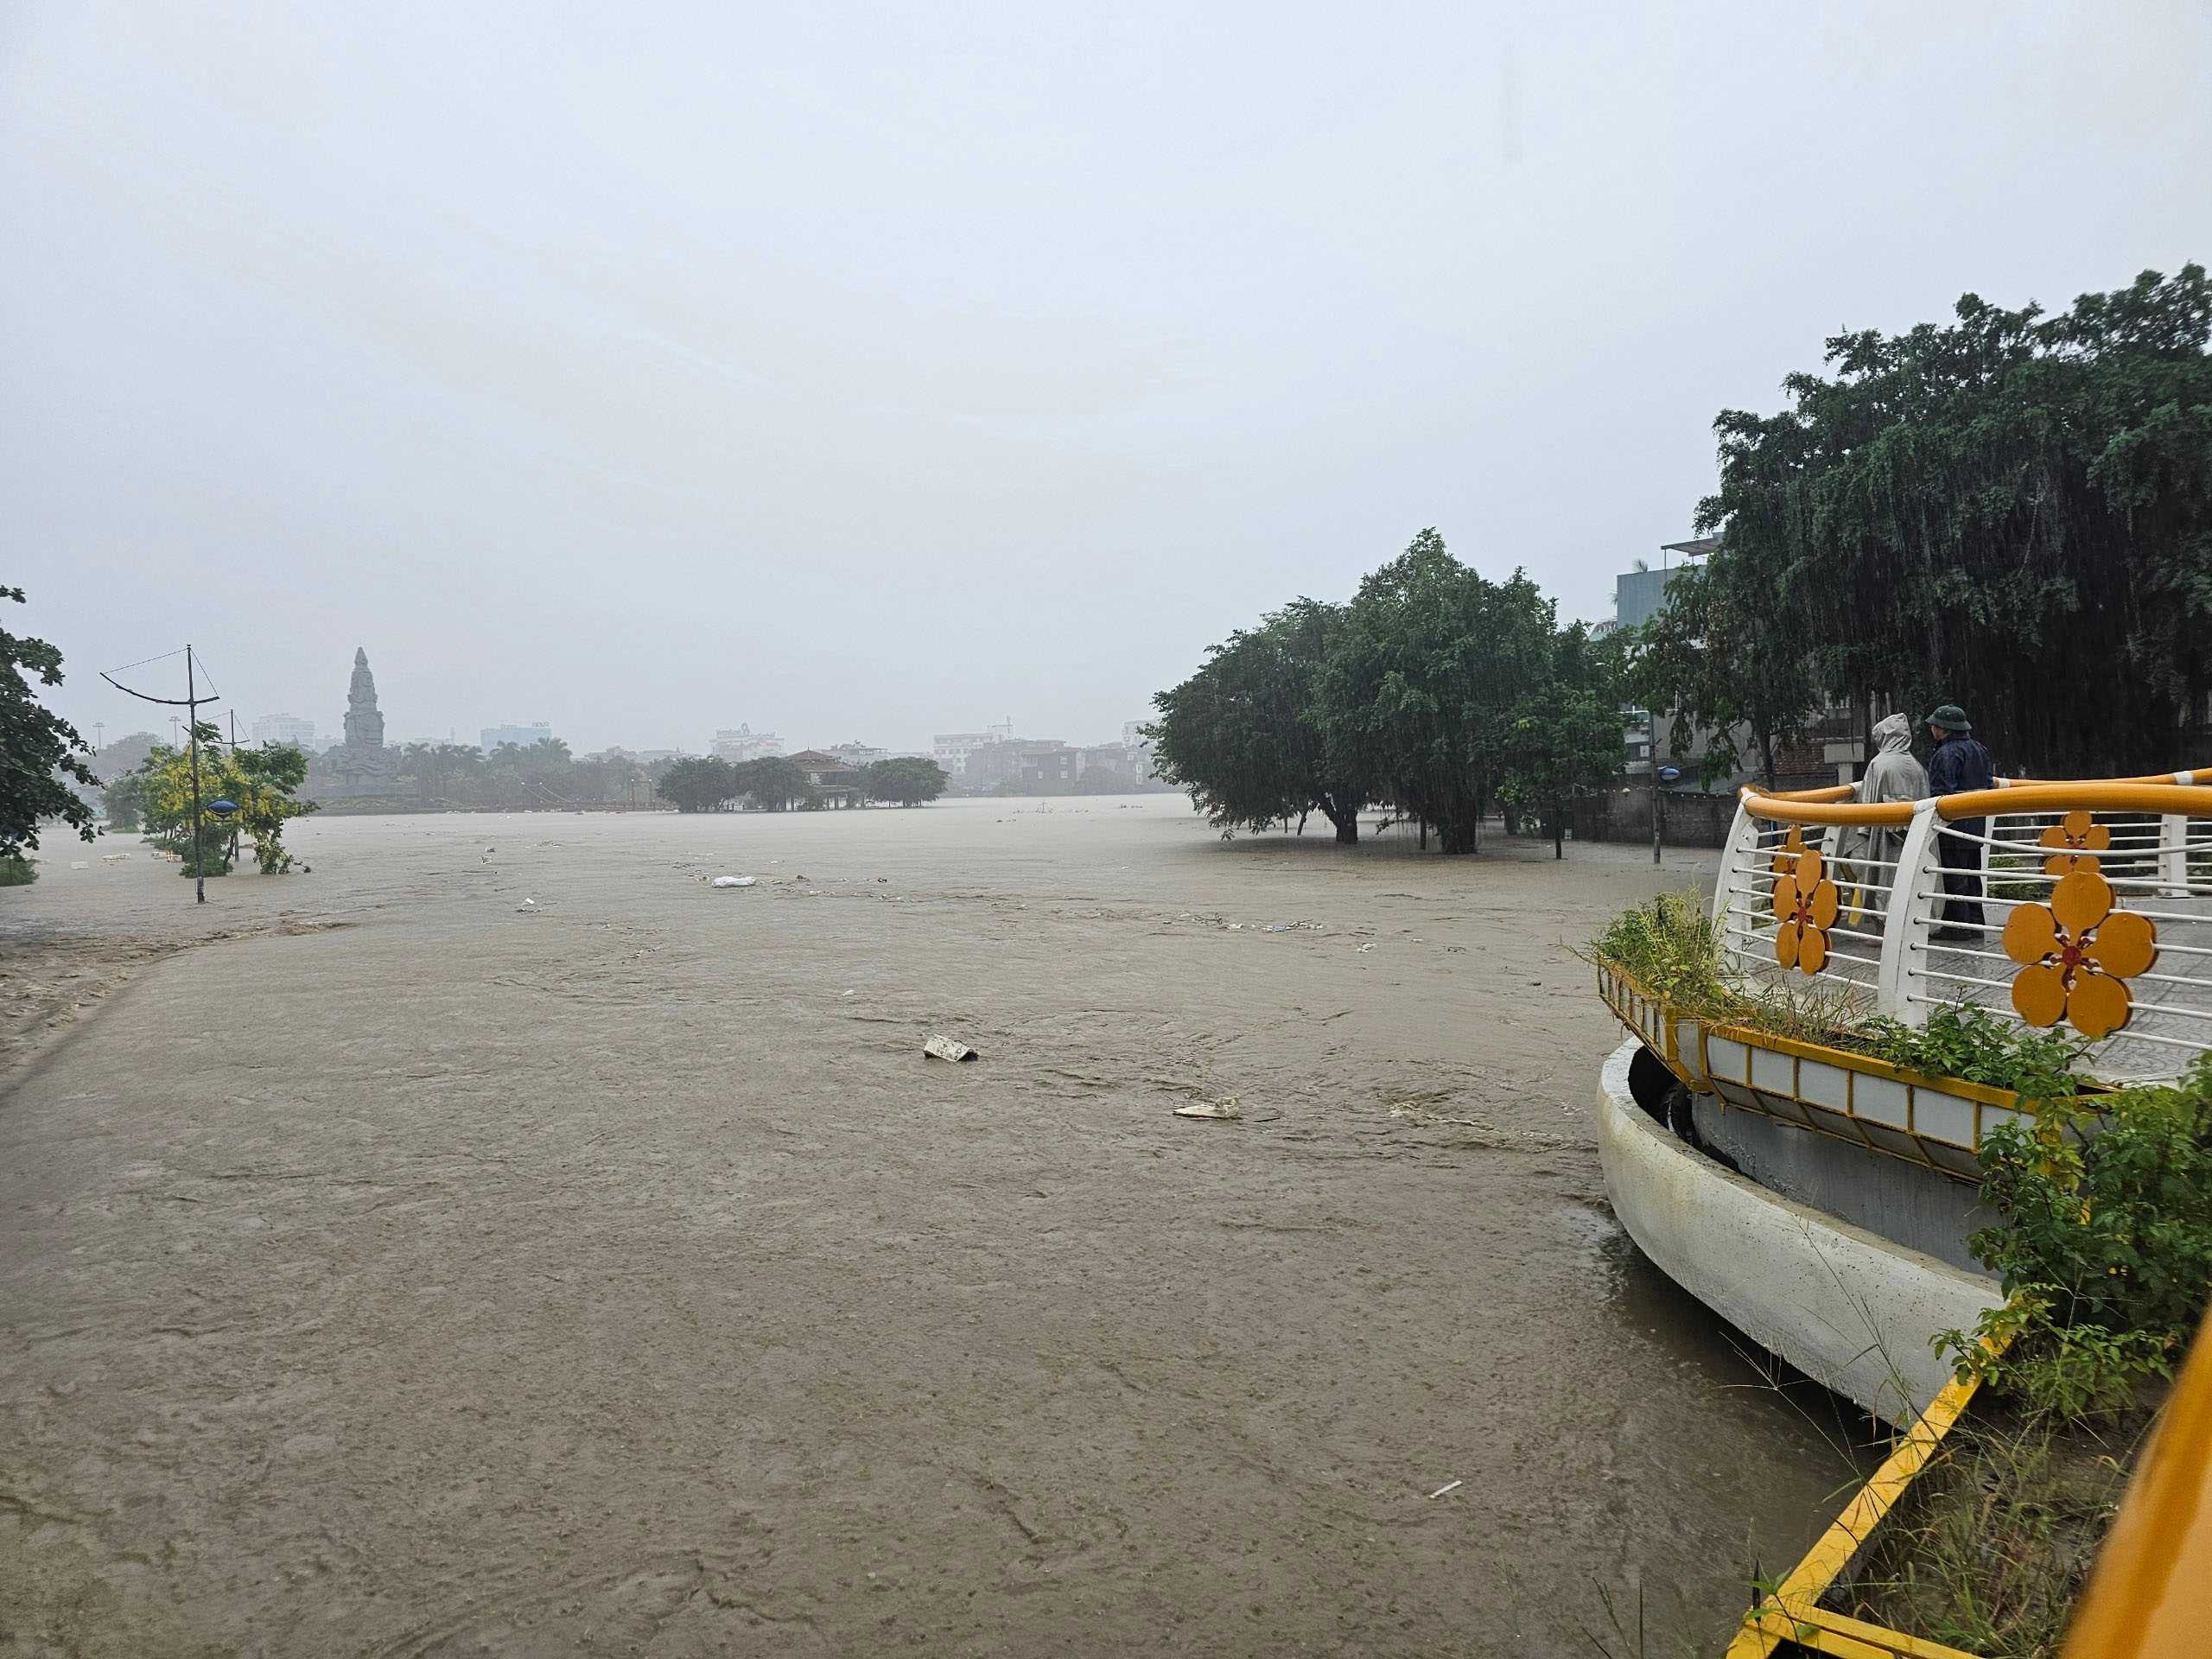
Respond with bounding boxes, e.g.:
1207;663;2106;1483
711;725;784;762
933;723;1015;778
253;714;317;748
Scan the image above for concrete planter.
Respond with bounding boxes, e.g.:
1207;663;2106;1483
1594;963;2039;1180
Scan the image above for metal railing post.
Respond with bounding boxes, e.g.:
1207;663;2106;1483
1876;799;1943;1024
1713;798;1762;977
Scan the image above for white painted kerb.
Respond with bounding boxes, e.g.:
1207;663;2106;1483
1597;1039;2001;1424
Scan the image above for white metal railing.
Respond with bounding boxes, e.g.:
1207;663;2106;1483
1716;774;2212;1082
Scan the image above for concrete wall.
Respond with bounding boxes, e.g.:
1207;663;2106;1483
1691;1097;1996;1277
1572;788;1738;849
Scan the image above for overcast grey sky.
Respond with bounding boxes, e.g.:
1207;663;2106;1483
7;3;2209;755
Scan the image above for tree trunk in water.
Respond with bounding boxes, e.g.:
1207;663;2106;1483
1418;817;1427;850
1318;796;1359;844
1437;815;1478;855
1554;810;1563;860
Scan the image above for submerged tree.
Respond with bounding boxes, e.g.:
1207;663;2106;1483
1318;531;1556;854
656;756;738;813
1148;598;1371;842
729;755;807;811
863;756;949;805
137;728;317;874
1499;624;1631;856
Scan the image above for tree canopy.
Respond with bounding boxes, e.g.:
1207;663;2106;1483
1318;532;1564;854
136;727;318;874
1147;598;1371;842
729;755;807;810
1649;264;2212;779
864;756;949;805
0;585;98;860
656;755;737;813
1151;531;1627;854
1497;622;1631;855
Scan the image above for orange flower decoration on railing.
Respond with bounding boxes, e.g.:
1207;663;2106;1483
2001;868;2158;1039
1770;825;1809;876
2038;810;2110;875
1773;849;1840;975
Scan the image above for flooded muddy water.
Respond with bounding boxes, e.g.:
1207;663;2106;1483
1;800;1866;1655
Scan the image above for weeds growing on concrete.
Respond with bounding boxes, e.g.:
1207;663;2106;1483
1826;1402;2139;1658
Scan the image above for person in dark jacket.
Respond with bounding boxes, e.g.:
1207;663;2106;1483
1925;703;1995;942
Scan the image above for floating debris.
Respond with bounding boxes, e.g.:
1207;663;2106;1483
1173;1097;1243;1121
1427;1479;1462;1499
923;1035;979;1063
708;875;757;888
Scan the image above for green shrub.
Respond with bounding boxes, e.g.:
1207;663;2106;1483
1944;1059;2212;1413
1588;892;1729;1011
0;851;35;886
1857;1006;2089;1102
1590;894;1873;1046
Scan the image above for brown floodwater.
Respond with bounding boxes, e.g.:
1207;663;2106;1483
0;800;1868;1656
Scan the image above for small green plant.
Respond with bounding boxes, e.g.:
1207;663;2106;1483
1587;892;1730;1011
0;851;35;886
1857;1006;2089;1101
1941;1058;2212;1413
1588;893;1872;1045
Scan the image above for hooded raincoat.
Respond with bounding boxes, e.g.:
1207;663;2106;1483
1842;714;1929;895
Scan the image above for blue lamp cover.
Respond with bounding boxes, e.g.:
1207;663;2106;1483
207;798;239;817
1656;766;1682;785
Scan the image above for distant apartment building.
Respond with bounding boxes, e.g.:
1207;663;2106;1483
933;724;1015;778
1609;535;1842;790
963;739;1077;791
482;721;554;751
711;724;784;762
829;741;889;767
252;713;317;749
1078;742;1154;784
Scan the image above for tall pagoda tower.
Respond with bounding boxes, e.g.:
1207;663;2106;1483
342;646;385;751
329;646;389;785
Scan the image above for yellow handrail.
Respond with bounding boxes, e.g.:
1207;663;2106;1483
1738;781;2212;828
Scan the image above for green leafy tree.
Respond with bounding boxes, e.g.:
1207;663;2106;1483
1148;597;1372;842
103;771;149;831
0;586;99;862
1317;531;1555;854
655;755;738;813
1499;625;1630;856
863;756;949;805
1680;264;2212;778
137;727;318;874
729;754;807;811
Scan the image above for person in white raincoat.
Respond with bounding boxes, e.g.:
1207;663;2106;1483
1839;713;1929;917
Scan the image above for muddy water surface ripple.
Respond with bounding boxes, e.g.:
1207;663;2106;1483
0;801;1860;1656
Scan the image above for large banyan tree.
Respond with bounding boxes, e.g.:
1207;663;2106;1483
1673;264;2212;779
